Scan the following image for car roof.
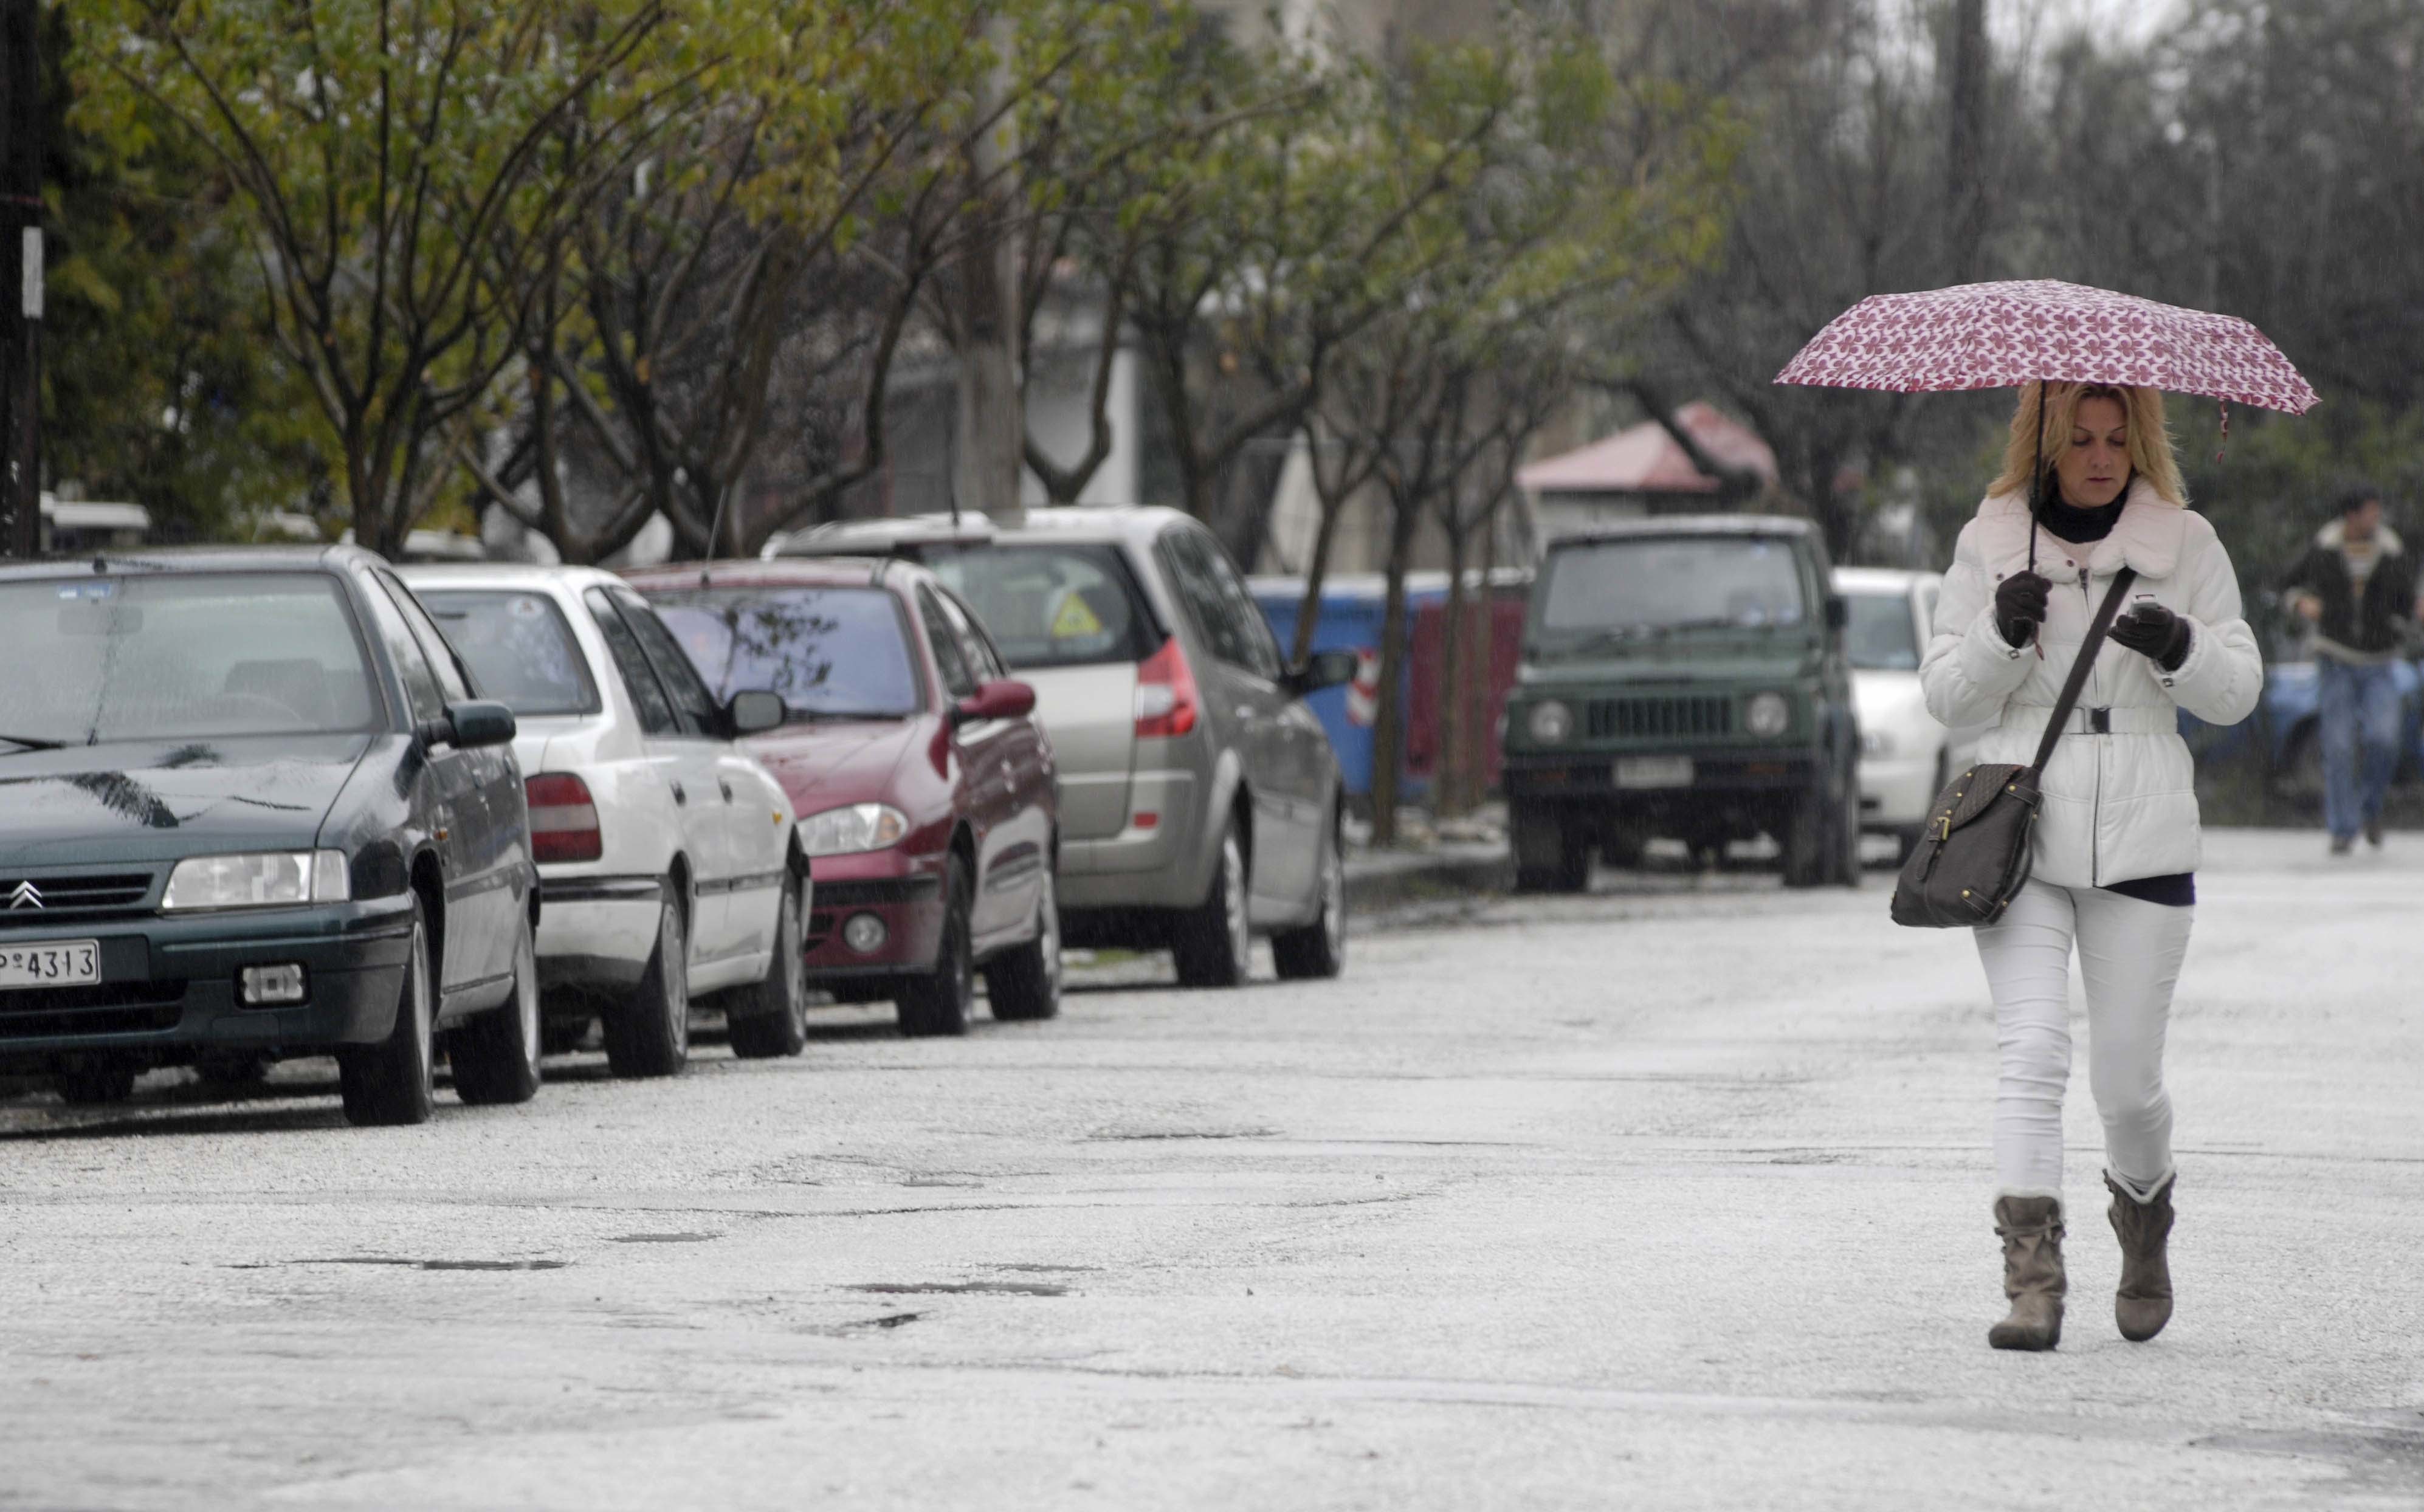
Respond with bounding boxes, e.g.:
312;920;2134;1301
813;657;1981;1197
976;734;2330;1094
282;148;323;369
0;543;374;582
1833;566;1941;593
765;505;1192;557
618;557;917;593
1543;514;1820;548
396;562;627;595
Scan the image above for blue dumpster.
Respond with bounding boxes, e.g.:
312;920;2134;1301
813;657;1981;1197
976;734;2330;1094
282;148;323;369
1250;574;1449;800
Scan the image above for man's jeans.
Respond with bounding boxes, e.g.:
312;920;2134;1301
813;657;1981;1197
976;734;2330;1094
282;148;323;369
2318;658;2403;839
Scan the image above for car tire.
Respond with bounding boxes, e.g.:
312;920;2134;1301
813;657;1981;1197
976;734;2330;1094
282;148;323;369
339;900;436;1127
1780;783;1830;888
1512;800;1590;895
897;857;974;1037
729;874;810;1059
1272;820;1346;981
603;890;689;1078
53;1057;139;1105
985;864;1062;1021
1172;817;1252;988
452;916;543;1105
1830;766;1864;888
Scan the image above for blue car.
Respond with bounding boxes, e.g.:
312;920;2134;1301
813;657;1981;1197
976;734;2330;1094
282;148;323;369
2178;639;2424;800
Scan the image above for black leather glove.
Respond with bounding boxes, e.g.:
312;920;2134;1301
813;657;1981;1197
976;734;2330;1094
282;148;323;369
2110;600;2192;672
1994;571;2051;648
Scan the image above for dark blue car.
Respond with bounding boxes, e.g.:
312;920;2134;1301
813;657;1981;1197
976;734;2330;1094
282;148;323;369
0;547;540;1124
2178;628;2424;799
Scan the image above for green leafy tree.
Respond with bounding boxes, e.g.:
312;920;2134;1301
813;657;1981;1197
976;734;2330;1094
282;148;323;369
76;0;678;555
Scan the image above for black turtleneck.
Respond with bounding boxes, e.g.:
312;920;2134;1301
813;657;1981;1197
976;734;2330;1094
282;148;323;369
2037;490;2121;546
2033;473;2195;908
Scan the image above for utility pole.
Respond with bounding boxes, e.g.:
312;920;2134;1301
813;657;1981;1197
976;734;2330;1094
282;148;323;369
1;0;43;558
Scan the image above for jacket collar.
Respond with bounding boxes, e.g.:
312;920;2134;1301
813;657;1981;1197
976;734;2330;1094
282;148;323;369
2316;517;2405;555
1975;476;2185;582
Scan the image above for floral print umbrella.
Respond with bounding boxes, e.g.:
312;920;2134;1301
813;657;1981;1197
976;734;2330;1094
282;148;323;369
1773;279;2318;414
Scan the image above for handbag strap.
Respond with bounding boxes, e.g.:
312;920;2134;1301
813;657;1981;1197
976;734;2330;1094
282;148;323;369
2026;567;2139;777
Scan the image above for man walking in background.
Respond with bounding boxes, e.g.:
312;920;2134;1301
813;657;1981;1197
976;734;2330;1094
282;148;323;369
2281;486;2424;853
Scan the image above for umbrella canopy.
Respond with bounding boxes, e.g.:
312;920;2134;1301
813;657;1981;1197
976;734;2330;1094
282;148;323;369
1773;279;2318;414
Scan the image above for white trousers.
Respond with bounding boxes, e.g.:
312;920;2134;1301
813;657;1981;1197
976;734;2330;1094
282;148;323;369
1973;879;2192;1201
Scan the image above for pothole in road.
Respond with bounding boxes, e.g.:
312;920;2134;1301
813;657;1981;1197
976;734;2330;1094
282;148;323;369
227;1257;571;1272
608;1232;721;1244
847;1281;1070;1297
1089;1128;1276;1142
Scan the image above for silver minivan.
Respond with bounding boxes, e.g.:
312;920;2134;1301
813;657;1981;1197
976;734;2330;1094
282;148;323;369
768;508;1353;986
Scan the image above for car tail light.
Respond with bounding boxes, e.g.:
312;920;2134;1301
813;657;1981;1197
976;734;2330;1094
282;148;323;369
1134;636;1199;738
525;772;603;864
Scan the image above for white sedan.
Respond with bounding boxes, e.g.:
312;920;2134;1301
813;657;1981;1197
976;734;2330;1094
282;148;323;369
1834;567;1986;861
401;565;811;1072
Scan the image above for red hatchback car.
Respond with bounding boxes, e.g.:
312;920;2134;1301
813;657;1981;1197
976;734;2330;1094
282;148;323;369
624;558;1059;1034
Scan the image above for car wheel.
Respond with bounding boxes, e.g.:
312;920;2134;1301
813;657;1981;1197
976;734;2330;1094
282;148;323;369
452;916;544;1105
985;864;1063;1021
53;1056;139;1106
1512;800;1590;895
1172;817;1252;988
729;873;810;1059
898;857;974;1036
603;888;689;1078
2280;722;2325;806
339;900;436;1126
1831;766;1864;888
1272;820;1346;981
1780;782;1829;888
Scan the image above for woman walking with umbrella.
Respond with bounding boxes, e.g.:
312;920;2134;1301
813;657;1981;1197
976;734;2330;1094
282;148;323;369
1778;282;2305;1350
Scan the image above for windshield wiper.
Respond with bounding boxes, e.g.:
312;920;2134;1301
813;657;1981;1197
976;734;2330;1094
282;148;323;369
0;733;67;751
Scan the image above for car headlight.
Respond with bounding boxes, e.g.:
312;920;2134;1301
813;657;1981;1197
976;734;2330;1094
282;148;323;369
1527;699;1574;744
797;803;909;857
162;850;350;910
1744;692;1792;738
1860;729;1895;758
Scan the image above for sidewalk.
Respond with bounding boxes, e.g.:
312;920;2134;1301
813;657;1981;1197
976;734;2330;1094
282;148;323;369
1342;803;1512;912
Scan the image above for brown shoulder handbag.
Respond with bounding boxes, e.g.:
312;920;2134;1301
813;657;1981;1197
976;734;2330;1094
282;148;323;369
1891;568;2137;929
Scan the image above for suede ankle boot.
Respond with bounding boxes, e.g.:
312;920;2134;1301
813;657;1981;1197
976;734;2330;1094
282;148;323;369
1989;1195;2065;1351
2106;1171;2175;1342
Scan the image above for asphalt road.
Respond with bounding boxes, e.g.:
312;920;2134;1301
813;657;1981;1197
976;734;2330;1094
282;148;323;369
4;829;2422;1511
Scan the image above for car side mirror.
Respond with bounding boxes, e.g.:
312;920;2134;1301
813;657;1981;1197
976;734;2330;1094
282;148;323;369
1284;649;1358;699
433;699;517;751
952;678;1036;726
1825;595;1848;631
727;689;785;737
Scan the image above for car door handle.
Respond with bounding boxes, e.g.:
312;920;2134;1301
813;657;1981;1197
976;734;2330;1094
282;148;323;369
670;780;687;806
719;778;735;803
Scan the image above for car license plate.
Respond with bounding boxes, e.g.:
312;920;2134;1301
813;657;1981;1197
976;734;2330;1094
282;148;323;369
1614;756;1694;789
0;940;102;990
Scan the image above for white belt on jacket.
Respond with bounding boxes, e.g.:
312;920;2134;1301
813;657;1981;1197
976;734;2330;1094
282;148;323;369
2000;704;2177;737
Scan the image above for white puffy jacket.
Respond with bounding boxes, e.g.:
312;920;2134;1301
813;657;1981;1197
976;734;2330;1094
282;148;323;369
1921;479;2263;888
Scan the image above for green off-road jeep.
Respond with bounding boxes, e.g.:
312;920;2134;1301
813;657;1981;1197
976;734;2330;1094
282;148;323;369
1501;517;1862;892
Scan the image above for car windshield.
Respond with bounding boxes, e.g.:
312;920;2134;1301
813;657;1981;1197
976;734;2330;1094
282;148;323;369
0;572;380;745
1535;537;1810;643
1844;591;1921;671
649;586;921;719
920;541;1157;668
417;589;601;717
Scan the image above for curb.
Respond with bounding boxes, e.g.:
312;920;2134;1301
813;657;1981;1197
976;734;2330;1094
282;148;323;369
1343;842;1512;912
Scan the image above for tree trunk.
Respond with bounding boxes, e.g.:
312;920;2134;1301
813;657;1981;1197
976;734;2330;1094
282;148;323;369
957;17;1024;523
1368;489;1421;848
1466;501;1500;811
1436;503;1471;819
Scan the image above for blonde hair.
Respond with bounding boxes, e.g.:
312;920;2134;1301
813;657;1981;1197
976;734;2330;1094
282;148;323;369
1988;382;2187;507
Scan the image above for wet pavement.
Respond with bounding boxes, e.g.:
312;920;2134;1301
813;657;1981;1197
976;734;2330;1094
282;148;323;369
2;828;2420;1509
